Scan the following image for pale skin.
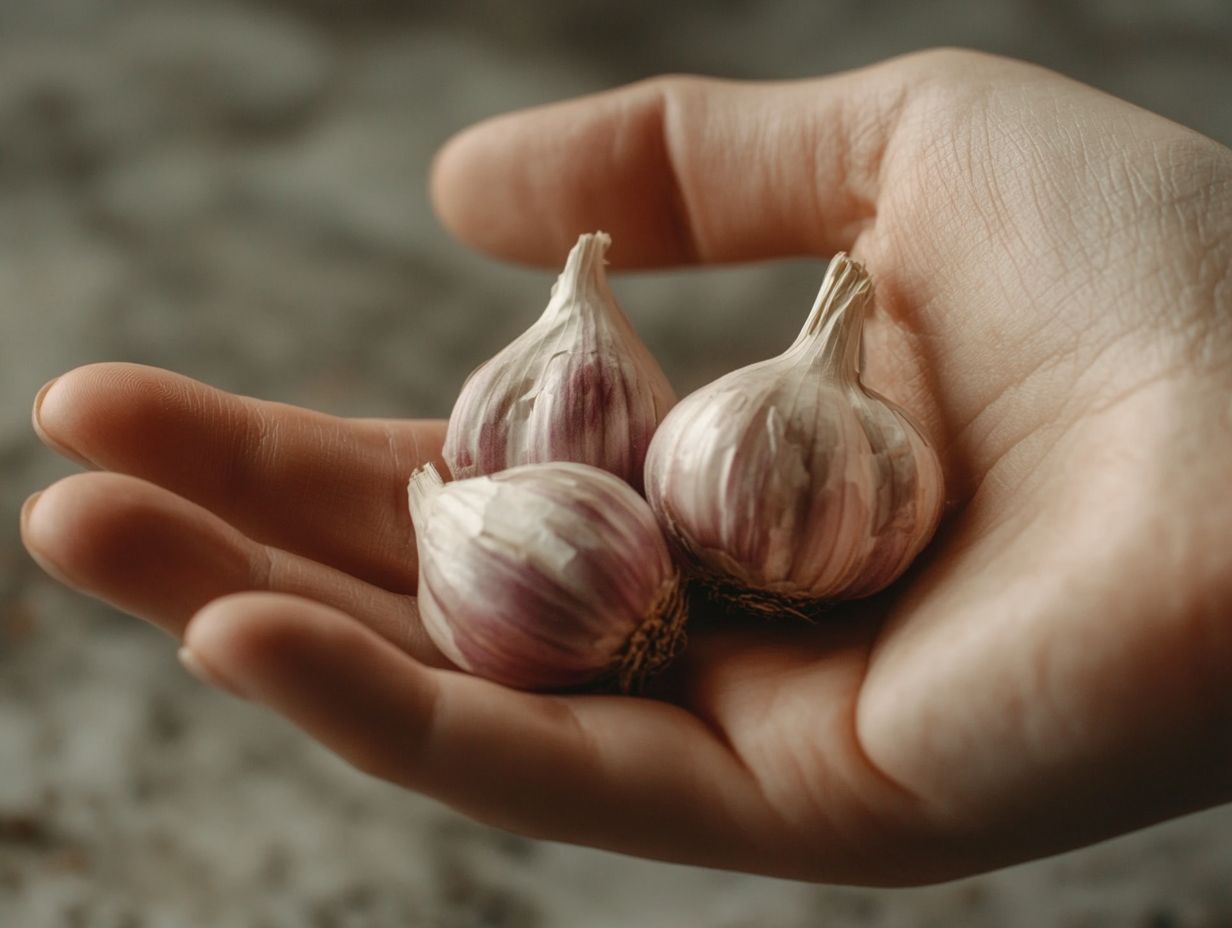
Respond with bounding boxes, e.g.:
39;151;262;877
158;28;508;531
20;50;1232;885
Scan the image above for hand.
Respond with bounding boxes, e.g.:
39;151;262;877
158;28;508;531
22;49;1232;885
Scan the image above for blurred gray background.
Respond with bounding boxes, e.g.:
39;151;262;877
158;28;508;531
2;1;1231;925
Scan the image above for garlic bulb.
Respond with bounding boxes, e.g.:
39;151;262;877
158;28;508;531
643;254;944;615
407;461;687;692
442;232;676;491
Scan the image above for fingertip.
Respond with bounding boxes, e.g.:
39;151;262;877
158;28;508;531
20;476;93;590
18;472;259;636
185;591;330;680
32;362;179;470
184;592;422;703
33;377;58;426
32;374;96;469
183;593;295;698
177;645;250;700
425;81;690;268
184;593;330;702
428;111;567;266
20;490;43;536
428;121;484;247
185;592;437;783
179;594;322;700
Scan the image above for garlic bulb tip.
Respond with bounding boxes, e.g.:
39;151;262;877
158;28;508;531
442;231;676;490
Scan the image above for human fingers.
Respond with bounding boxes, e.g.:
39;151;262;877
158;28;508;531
33;362;446;594
430;66;915;267
180;592;839;878
20;472;444;664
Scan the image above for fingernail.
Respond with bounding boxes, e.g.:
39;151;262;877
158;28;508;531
20;492;43;531
178;647;251;700
33;376;58;415
32;377;96;470
19;492;80;589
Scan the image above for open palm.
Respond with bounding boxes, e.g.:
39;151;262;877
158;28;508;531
22;50;1232;885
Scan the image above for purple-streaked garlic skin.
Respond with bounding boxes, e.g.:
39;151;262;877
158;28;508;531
443;232;676;492
407;461;685;692
643;253;944;611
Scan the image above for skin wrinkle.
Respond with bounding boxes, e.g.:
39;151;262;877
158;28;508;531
657;73;912;263
894;116;1142;477
1204;241;1232;364
402;670;463;797
375;418;421;581
89;367;421;594
852;619;954;843
590;700;779;871
970;250;1153;433
839;682;932;879
853;248;949;437
221;392;278;509
742;652;924;879
935;466;1054;580
884;157;1014;434
679;667;826;869
652;78;707;265
1038;427;1208;731
669;651;764;792
362;664;441;789
1014;128;1098;271
798;94;847;250
1092;141;1230;345
250;535;425;654
965;133;1051;337
247;533;276;594
862;386;1217;828
942;369;1043;488
1153;159;1232;366
838;79;910;229
1072;354;1196;425
795;105;831;249
1114;254;1223;375
758;689;837;828
960;416;1068;532
427;685;583;837
490;699;603;841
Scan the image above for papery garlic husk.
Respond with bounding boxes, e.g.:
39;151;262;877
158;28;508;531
407;461;687;693
442;232;676;492
643;253;944;616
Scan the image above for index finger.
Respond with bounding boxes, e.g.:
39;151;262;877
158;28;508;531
430;69;911;268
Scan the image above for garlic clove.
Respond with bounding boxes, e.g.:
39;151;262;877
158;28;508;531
643;253;944;615
442;232;677;491
408;461;687;692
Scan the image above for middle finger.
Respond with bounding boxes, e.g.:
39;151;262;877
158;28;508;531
21;471;445;664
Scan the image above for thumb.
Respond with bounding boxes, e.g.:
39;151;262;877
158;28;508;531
429;68;910;269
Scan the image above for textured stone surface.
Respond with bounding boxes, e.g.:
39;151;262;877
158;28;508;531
2;0;1231;925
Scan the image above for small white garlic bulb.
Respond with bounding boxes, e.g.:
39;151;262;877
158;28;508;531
644;254;944;615
407;461;687;692
443;232;676;491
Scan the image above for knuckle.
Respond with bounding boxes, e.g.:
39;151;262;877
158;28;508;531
890;46;1015;78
